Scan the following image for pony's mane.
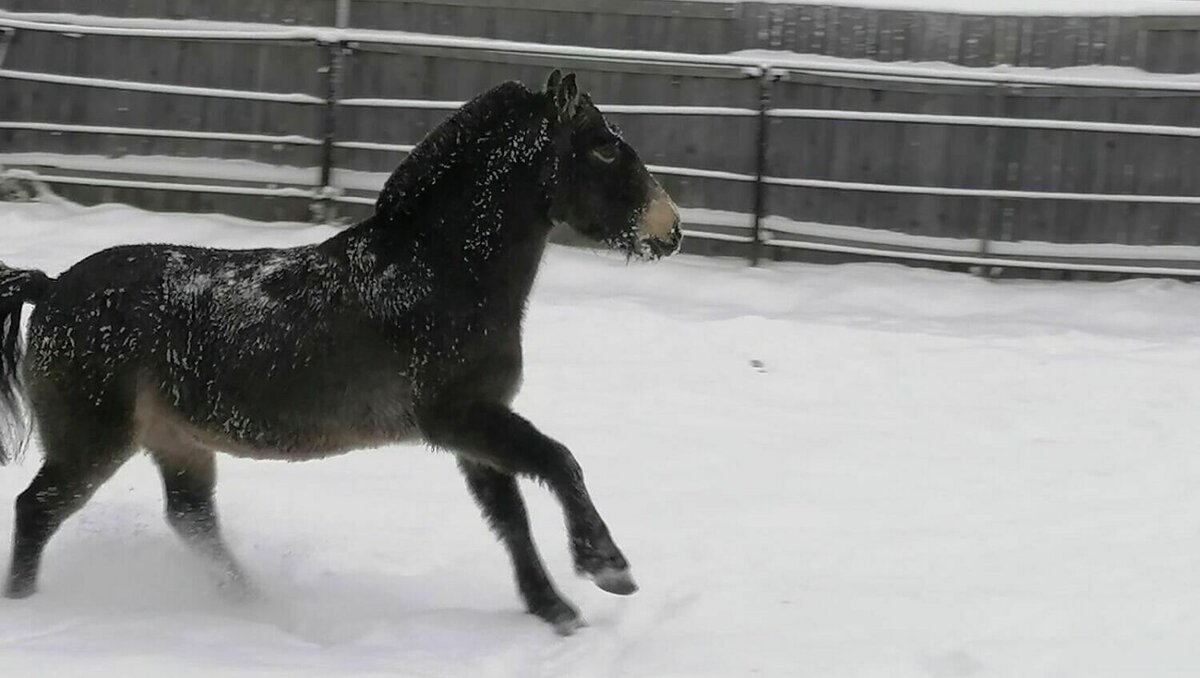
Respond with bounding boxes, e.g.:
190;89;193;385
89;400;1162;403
373;81;546;221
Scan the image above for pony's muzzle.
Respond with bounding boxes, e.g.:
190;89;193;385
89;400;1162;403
637;182;682;259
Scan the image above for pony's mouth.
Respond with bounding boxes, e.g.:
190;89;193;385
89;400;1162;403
634;226;682;260
606;224;682;261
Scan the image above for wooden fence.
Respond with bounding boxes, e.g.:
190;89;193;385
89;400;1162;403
10;1;1200;71
5;4;1200;275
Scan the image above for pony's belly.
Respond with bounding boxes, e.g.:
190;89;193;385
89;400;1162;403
213;424;423;461
136;389;422;461
210;414;422;460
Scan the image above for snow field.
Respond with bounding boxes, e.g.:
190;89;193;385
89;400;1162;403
2;200;1200;676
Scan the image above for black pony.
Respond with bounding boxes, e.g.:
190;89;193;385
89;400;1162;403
0;71;680;635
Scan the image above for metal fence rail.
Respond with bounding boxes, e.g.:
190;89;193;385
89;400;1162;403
0;122;324;146
5;12;1200;275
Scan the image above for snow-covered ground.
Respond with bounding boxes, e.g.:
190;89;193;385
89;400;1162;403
3;199;1200;677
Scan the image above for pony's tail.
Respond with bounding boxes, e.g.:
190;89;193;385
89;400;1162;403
0;265;53;465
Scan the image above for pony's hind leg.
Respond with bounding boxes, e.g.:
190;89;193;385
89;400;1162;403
148;441;249;597
424;402;636;598
5;410;135;598
458;458;584;635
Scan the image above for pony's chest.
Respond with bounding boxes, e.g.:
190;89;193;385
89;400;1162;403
404;305;523;366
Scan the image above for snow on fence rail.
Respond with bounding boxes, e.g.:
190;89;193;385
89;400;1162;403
762;177;1200;205
5;12;1200;275
761;237;1200;277
11;12;1200;91
0;122;323;146
338;98;761;117
2;168;317;199
0;68;325;104
767;109;1200;138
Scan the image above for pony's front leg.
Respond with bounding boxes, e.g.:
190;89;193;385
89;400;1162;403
457;458;584;635
423;402;637;597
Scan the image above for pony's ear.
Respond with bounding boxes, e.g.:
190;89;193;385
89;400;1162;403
547;71;580;122
544;69;562;94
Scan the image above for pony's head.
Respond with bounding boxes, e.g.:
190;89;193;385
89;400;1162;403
542;71;682;260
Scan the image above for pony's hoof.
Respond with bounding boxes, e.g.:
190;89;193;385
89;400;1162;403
532;598;585;636
589;567;638;596
4;580;35;600
554;615;588;637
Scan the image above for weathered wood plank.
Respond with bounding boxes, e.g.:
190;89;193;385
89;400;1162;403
7;2;1200;255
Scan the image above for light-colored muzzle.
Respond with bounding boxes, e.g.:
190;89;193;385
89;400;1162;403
636;180;682;259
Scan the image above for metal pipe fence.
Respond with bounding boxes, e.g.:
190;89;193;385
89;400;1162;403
4;13;1200;275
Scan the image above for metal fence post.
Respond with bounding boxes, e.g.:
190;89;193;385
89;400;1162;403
973;82;1007;277
313;39;345;223
750;67;776;267
0;28;14;67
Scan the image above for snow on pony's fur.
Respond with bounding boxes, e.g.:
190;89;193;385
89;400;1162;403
0;70;681;636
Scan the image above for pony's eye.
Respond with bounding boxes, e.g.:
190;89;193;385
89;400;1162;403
591;145;618;164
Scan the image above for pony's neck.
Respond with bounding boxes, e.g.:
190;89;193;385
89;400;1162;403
331;83;560;313
373;112;555;279
372;82;547;223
